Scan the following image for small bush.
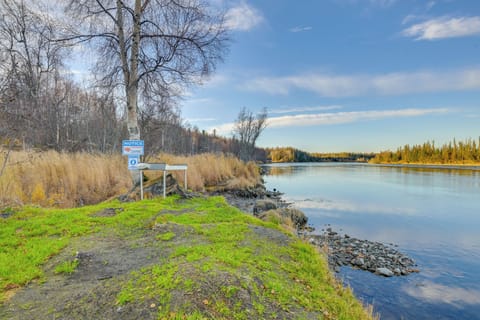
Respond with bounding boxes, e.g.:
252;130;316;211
54;259;79;275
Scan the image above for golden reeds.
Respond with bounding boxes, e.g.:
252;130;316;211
144;153;261;191
0;150;261;208
0;150;131;208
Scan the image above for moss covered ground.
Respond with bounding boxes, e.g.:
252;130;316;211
0;196;374;319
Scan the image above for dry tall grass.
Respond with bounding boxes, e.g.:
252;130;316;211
0;150;131;208
145;153;261;191
0;150;261;208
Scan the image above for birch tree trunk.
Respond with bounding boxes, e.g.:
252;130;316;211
116;0;141;141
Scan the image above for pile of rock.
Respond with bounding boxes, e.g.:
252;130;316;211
218;185;287;215
308;229;419;277
250;198;308;231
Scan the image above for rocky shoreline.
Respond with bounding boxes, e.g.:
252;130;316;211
123;175;420;278
307;228;419;276
219;184;419;278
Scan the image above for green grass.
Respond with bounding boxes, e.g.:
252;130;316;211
156;231;176;241
54;259;79;275
0;196;185;299
116;197;374;319
0;196;374;319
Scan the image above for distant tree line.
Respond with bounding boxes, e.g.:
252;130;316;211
266;147;374;163
370;138;480;164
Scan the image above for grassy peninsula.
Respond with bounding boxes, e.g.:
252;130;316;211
0;196;374;319
0;151;374;319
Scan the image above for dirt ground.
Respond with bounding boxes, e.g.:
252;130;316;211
0;210;302;320
0;222;192;319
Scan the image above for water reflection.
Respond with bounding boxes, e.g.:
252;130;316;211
403;281;480;306
262;163;480;319
289;196;418;215
263;165;296;176
262;162;480;177
373;164;480;176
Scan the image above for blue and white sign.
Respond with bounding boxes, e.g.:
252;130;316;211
128;155;140;170
122;140;144;155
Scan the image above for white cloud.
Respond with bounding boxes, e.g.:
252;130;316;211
209;122;235;135
185;117;216;122
225;2;264;31
270;105;342;115
266;108;450;128
192;73;230;88
242;68;480;97
402;16;480;40
289;26;313;33
403;282;480;306
211;107;450;134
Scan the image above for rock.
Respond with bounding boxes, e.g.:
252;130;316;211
376;267;394;277
355;258;365;266
281;208;308;228
253;199;278;216
307;229;418;277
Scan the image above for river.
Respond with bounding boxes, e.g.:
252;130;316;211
262;163;480;320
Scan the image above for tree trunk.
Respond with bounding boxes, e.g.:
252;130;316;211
126;0;142;141
126;86;140;140
116;0;142;183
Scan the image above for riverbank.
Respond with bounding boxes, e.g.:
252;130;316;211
0;194;375;319
219;184;420;278
369;162;480;170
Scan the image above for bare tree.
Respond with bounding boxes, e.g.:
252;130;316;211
59;0;229;142
233;107;268;161
0;0;66;146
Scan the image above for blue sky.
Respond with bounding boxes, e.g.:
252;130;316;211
181;0;480;152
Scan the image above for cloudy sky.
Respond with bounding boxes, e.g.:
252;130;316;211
182;0;480;152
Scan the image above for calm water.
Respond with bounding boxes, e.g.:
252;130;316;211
262;163;480;320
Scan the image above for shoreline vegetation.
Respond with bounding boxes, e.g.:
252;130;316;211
263;138;480;166
0;150;376;319
369;162;480;169
369;137;480;166
0;151;261;208
266;147;374;163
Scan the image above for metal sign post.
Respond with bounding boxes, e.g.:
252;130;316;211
163;170;166;198
140;170;144;200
